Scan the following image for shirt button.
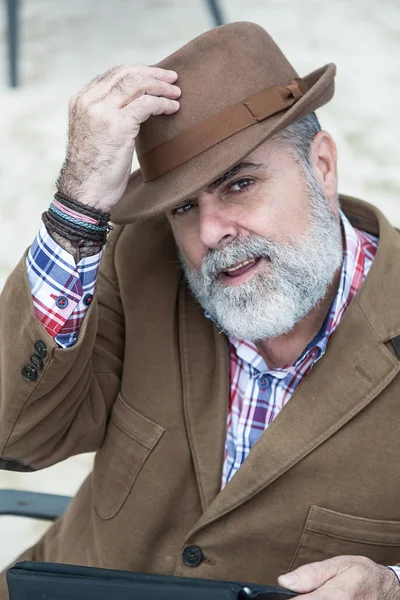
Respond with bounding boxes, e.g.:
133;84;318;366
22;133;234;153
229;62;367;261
34;340;47;358
30;354;43;370
55;295;68;309
259;376;269;389
182;545;203;567
83;293;93;306
22;365;37;382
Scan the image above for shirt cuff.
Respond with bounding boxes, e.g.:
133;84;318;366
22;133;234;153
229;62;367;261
388;566;400;584
27;224;102;341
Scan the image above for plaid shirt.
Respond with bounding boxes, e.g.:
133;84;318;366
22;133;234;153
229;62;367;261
223;211;379;486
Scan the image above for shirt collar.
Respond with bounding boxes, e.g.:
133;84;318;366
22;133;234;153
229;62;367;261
231;209;367;374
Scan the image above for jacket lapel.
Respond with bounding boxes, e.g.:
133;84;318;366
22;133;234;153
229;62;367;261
181;197;400;535
179;281;229;511
189;298;399;532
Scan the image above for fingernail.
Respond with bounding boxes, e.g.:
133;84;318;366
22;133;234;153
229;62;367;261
279;573;299;589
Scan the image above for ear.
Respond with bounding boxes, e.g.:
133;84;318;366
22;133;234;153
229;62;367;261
310;131;338;207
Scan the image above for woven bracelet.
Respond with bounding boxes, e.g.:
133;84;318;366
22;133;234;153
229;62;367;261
49;204;111;233
54;192;110;224
42;212;107;248
46;209;108;241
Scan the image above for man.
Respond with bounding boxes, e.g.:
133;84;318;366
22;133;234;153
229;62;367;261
1;21;400;599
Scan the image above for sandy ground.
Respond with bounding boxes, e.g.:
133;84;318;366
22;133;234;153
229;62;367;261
0;0;400;572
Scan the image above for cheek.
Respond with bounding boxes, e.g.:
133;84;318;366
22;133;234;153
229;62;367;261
243;188;310;242
171;225;206;272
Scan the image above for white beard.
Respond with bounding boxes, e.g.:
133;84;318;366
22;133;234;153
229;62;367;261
179;173;343;342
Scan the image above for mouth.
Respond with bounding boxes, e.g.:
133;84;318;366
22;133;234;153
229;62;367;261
219;257;263;285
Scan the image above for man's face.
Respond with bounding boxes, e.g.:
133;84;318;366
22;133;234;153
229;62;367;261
167;132;343;341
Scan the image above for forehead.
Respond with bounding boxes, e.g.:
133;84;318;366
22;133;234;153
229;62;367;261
206;138;290;189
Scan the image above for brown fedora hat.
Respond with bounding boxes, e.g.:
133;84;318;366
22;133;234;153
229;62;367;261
111;21;336;224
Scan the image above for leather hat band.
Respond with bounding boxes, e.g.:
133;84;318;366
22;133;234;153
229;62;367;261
139;77;308;182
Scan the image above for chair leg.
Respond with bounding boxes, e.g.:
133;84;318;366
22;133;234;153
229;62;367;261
205;0;225;27
6;0;20;87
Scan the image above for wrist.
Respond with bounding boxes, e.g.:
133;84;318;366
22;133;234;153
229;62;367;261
42;192;111;261
48;231;102;262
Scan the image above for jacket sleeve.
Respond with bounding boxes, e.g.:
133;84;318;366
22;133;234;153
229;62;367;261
0;225;125;471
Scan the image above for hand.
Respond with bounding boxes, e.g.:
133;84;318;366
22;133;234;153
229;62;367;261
277;555;400;599
56;65;181;212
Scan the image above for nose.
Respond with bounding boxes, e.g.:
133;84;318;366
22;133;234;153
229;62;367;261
198;196;237;250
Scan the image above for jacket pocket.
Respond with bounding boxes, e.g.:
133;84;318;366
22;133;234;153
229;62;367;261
289;505;400;571
93;394;165;519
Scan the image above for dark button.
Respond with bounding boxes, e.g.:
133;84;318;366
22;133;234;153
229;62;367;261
259;376;269;390
34;340;47;358
30;354;43;370
55;295;68;309
22;365;37;382
182;545;203;567
83;293;93;306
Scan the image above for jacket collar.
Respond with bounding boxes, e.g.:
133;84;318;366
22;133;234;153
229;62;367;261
178;195;400;534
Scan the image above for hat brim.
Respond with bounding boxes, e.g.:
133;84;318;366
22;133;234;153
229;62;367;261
111;63;336;225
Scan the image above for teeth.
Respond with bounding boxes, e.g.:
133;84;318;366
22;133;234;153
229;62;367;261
226;258;256;273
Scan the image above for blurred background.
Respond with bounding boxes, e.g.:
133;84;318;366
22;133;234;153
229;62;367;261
0;0;399;572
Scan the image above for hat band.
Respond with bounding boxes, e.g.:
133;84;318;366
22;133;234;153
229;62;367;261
139;77;307;182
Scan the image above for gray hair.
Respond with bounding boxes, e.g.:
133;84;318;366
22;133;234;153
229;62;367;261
273;112;321;170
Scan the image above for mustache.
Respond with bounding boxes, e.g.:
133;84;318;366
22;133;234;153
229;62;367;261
200;235;280;280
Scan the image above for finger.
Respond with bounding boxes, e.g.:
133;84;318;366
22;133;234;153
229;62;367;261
136;65;179;83
126;95;180;124
277;557;344;593
89;65;178;88
73;66;179;108
89;65;178;95
108;75;181;108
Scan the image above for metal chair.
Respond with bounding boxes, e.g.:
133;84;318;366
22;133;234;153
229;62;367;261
0;489;71;521
4;0;225;87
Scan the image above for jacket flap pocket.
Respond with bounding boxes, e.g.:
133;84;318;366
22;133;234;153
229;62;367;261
111;394;165;450
93;395;165;520
307;505;400;545
290;505;400;572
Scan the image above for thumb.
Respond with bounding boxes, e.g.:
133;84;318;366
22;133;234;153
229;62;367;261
277;557;343;593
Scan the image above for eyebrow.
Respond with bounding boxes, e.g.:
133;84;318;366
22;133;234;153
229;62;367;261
169;161;265;213
207;161;264;190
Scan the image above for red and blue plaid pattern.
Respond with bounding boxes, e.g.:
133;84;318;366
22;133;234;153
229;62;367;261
27;224;102;348
222;211;379;487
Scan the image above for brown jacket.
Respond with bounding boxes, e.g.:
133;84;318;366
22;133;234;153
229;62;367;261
1;196;400;598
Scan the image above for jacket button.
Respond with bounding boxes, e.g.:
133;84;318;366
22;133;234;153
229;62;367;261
30;354;43;370
22;365;37;382
34;340;47;358
182;545;203;567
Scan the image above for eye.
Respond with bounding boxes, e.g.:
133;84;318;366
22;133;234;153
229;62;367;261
171;202;193;216
228;178;254;193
